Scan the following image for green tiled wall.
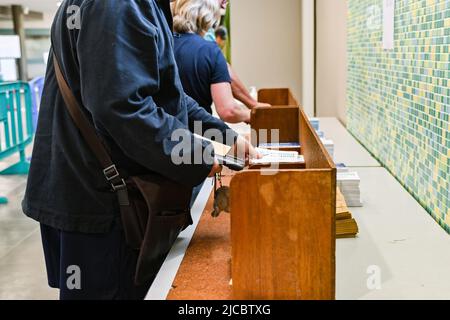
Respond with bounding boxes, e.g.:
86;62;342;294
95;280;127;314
347;0;450;233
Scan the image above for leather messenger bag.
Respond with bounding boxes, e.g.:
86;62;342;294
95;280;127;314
53;54;193;285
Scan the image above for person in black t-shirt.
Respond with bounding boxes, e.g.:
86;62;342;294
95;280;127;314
173;0;251;124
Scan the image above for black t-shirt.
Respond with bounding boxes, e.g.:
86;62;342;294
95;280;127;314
173;33;231;114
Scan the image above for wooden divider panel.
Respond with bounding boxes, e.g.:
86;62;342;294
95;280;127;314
230;170;335;300
251;106;300;146
232;87;336;300
258;88;299;107
299;108;335;169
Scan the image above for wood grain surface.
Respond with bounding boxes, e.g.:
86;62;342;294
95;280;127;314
258;88;299;107
251;106;300;146
230;170;335;300
168;88;336;300
233;88;336;300
167;176;233;300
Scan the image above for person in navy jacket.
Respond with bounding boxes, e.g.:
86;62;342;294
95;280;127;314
22;0;255;300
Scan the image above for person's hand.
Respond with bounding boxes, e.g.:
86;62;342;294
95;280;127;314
249;101;271;109
244;109;251;124
208;159;223;177
246;142;262;162
254;102;271;108
227;136;262;164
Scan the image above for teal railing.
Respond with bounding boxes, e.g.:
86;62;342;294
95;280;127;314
0;82;34;204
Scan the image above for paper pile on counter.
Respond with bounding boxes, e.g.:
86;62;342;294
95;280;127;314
258;142;301;149
309;118;320;131
252;148;305;165
337;171;363;207
320;137;335;159
335;163;349;173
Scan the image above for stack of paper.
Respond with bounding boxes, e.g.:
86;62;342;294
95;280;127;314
309;118;325;138
250;155;305;165
258;142;301;149
337;171;363;207
251;148;305;165
255;148;298;157
320;138;335;159
309;118;320;131
335;163;349;173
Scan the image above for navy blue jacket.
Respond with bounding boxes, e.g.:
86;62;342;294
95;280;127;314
22;0;237;234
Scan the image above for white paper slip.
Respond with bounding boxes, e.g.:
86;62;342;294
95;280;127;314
250;155;305;165
337;172;361;181
258;142;301;149
255;147;299;157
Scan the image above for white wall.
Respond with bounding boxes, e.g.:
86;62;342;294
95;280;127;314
301;0;315;116
316;0;348;124
230;0;304;112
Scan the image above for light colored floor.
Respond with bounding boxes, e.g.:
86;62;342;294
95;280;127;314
336;167;450;300
321;118;450;299
0;151;58;300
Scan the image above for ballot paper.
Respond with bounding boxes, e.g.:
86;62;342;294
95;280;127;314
250;155;305;165
251;148;305;165
258;142;301;149
309;117;320;131
335;163;349;173
320;138;335;159
255;147;299;157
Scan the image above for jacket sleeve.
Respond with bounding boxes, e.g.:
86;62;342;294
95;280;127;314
184;94;239;147
75;0;213;187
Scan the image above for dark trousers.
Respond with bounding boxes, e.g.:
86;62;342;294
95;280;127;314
40;221;153;300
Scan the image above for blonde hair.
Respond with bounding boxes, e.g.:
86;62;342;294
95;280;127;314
173;0;221;35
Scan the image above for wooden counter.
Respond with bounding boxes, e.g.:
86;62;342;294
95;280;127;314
167;176;233;300
168;88;336;300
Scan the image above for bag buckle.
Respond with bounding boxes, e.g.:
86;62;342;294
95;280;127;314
111;178;127;192
103;165;127;192
103;165;120;181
